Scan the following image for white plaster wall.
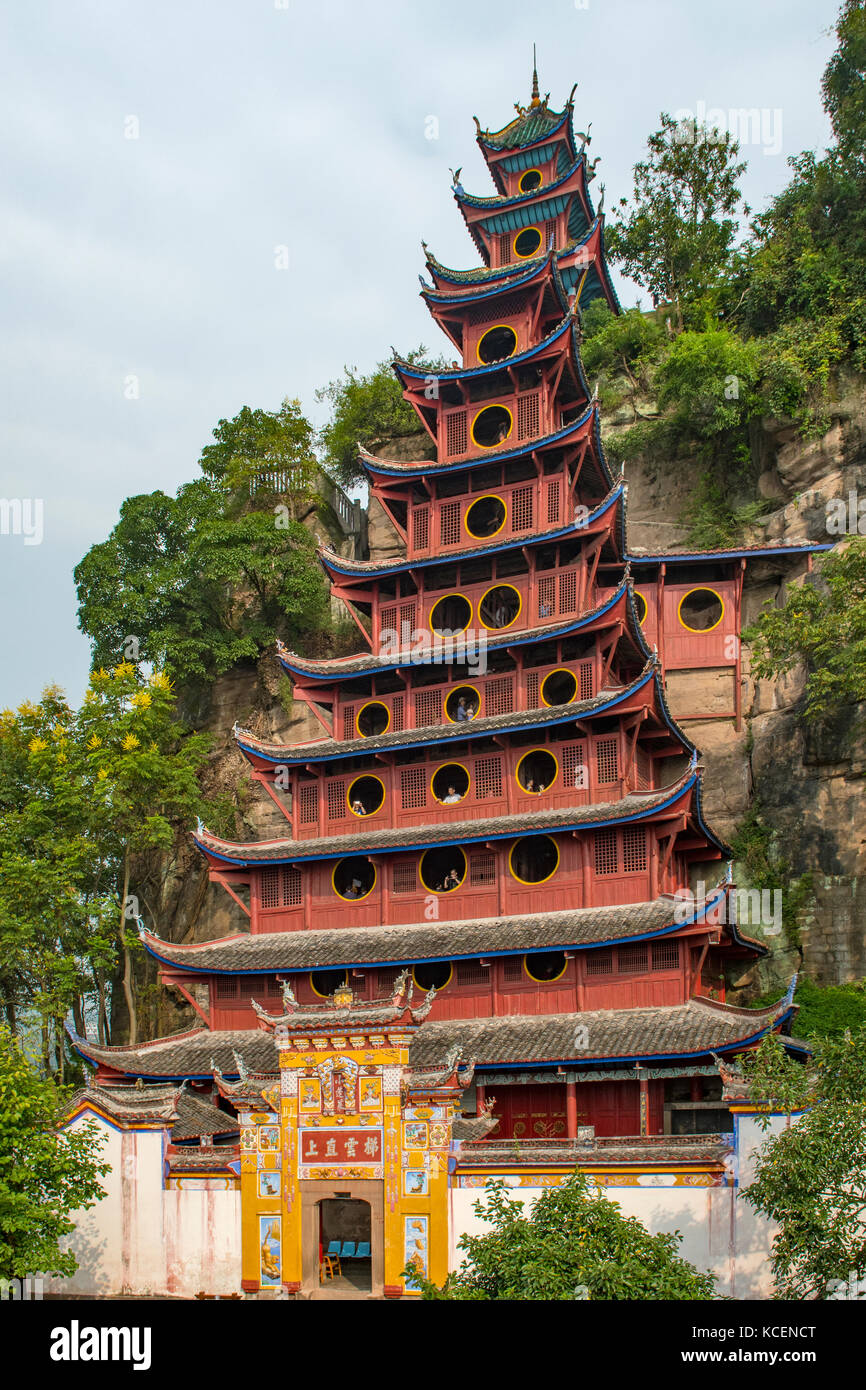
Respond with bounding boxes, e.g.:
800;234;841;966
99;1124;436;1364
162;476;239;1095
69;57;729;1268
45;1116;242;1298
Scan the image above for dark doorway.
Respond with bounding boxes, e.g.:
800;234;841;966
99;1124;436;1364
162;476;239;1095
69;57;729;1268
319;1198;372;1292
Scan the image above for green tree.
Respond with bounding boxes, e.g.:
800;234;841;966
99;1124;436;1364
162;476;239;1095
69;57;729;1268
316;348;447;487
741;1029;866;1299
409;1171;718;1300
744;540;866;722
75;401;331;686
605;112;748;330
0;1026;108;1279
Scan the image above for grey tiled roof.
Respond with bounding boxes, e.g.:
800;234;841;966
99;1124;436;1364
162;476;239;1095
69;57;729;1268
195;777;691;864
143;893;700;972
171;1091;239;1140
458;1135;732;1166
71;997;783;1079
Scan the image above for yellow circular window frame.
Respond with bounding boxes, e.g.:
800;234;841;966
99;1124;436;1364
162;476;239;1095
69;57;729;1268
478;582;522;632
508;835;561;886
518;168;543;193
475;324;518;366
540;667;578;708
309;968;348;999
516;747;560;796
412;961;453;991
633;590;648;625
419;847;468;896
346;773;386;819
470;402;514;450
355;700;391;739
431;761;471;806
523;952;568;984
464;492;507;540
512;225;543;259
677;587;725;634
444;682;482;724
331;860;377;903
428;591;473;637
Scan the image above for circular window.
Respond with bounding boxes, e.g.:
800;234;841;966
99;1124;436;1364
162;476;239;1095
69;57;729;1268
419;846;467;894
471;404;513;449
429;592;472;637
356;701;390;738
477;325;518;365
332;857;376;901
524;951;567;983
633;591;648;624
445;684;481;723
516;748;559;795
465;494;507;539
513;226;542;258
413;961;453;991
518;169;542;193
540;668;578;707
347;775;385;818
478;584;521;630
678;588;724;633
310;968;348;998
509;835;560;885
432;763;470;804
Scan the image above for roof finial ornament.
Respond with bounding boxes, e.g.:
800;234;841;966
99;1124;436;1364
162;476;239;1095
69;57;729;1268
531;44;540;106
597;183;605;216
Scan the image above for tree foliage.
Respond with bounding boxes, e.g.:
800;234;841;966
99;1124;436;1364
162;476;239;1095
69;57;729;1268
0;1026;108;1278
605;112;748;329
742;1028;866;1298
316;348;447;487
744;540;866;722
409;1171;718;1300
75;401;331;687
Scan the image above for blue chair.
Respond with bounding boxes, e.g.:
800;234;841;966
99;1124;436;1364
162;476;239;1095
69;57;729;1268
355;1241;371;1259
340;1241;357;1259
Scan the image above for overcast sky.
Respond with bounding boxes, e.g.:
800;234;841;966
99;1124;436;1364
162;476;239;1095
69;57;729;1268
0;0;841;710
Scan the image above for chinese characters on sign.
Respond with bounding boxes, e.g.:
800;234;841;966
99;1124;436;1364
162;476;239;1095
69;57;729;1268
300;1129;383;1164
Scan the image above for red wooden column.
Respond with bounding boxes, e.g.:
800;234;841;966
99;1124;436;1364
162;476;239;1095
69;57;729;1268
476;1083;486;1114
566;1081;578;1138
639;1069;649;1136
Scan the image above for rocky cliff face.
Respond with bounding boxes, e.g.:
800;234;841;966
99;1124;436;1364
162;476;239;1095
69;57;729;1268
144;384;866;1039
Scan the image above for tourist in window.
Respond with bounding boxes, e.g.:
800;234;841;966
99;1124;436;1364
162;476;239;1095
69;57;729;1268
350;798;367;816
440;867;461;891
440;784;462;805
456;697;470;721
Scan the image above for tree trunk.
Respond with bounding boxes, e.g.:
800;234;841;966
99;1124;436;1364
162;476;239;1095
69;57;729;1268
120;851;138;1046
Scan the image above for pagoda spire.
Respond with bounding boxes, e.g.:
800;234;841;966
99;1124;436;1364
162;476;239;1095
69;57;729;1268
531;44;540;106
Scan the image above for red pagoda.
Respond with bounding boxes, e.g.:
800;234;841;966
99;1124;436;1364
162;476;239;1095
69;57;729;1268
70;68;809;1298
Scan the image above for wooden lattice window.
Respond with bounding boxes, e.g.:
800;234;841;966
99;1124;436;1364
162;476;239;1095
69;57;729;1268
622;826;647;873
439;502;461;546
215;977;239;1000
484;677;514;716
298;784;318;825
516;393;539;440
415;689;443;727
327;780;347;820
563;741;588;790
456;960;488;985
585;949;613;976
537;575;555;619
400;767;427;810
260;868;280;908
446;411;468;457
391;695;405;732
544;217;557;249
546;478;561;524
412;508;429;551
526;671;540;708
596;737;619;784
594;830;618;876
379;606;397;639
503;957;524;980
651;940;679;971
618;944;649;974
578;661;594;700
511;485;534;531
378;965;404;990
497;233;511;265
636;745;652;790
342;706;355;741
474;756;503;800
392;861;417;894
281;867;303;906
558;569;577;615
469;851;496;886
